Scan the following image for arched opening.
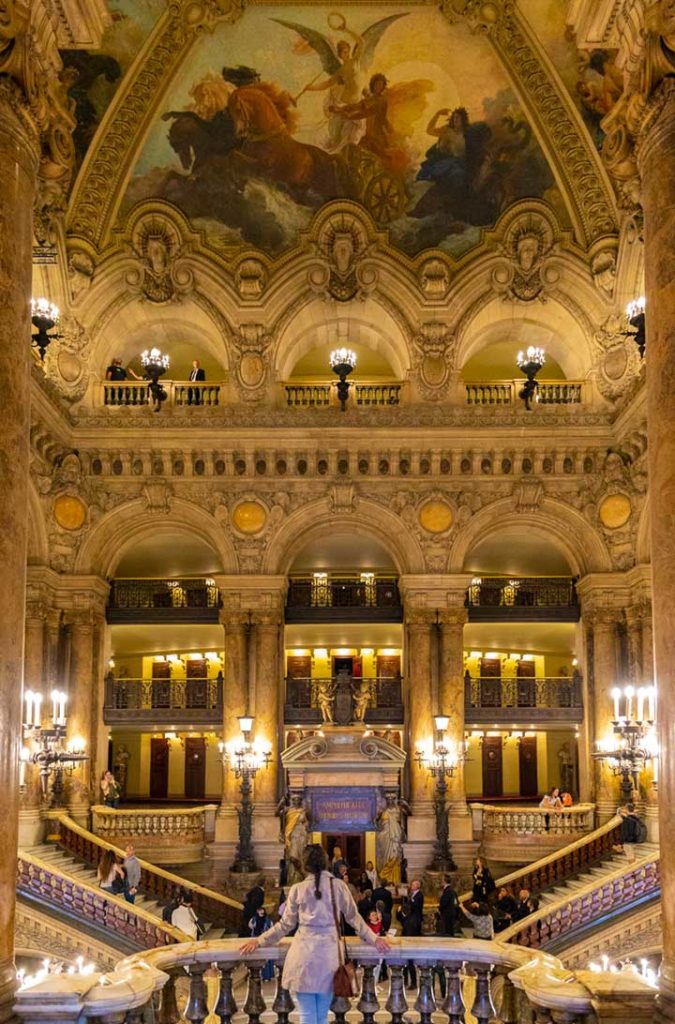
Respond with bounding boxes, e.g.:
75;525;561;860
462;340;566;383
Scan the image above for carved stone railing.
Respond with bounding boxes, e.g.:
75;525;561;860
465;380;584;406
500;850;660;950
45;812;242;933
99;380;223;407
16;849;184;950
284;380;404;408
90;804;218;865
103;675;223;726
284;675;404;724
464;674;583;710
471;804;596;863
13;937;657;1024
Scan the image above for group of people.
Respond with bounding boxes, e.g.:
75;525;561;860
96;842;141;904
105;357;207;404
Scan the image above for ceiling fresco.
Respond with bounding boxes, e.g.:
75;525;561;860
62;0;164;167
119;5;565;258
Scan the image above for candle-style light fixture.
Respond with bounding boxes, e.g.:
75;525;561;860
329;348;357;411
626;296;646;357
516;346;546;410
140;346;170;412
21;688;88;806
31;298;61;361
414;714;464;871
593;684;657;803
218;715;271;873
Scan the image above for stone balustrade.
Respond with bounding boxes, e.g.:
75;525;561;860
464;380;584;406
284;380;404;408
13;936;657;1024
45;812;242;933
471;803;596;863
99;380;223;407
90;804;218;865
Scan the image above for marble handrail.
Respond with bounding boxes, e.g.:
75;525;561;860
13;936;657;1024
91;803;217;839
473;802;596;836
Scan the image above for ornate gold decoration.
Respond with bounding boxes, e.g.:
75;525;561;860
231;500;267;534
491;208;558;302
231;324;271;401
413;323;454;401
599;493;632;529
442;0;618;244
593;314;643;402
308;207;379;302
418;499;454;534
127;211;192;303
53;494;87;531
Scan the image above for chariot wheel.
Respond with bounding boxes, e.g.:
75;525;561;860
364;172;406;222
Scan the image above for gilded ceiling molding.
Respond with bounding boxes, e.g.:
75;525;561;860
441;0;618;247
66;0;245;250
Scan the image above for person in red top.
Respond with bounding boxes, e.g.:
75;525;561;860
367;908;384;985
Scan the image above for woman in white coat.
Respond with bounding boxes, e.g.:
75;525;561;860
241;844;390;1024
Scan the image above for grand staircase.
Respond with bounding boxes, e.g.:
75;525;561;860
18;812;243;952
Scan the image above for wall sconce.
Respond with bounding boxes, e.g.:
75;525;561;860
516;346;545;410
31;298;61;361
626;296;646;357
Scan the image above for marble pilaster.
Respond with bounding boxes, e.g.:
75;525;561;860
215;611;249;848
638;85;675;1022
438;608;471;840
19;602;47;846
589;610;620;821
0;78;40;1023
65;610;94;823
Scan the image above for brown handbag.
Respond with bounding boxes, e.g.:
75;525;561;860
329;877;358;997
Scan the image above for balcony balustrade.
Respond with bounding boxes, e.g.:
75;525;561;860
466;576;579;622
107;578;221;623
285;674;403;725
465;379;584;406
284;380;404;408
286;575;402;622
103;676;223;726
464;673;583;726
99;380;223;408
90;804;218;864
471;803;596;863
13;934;657;1024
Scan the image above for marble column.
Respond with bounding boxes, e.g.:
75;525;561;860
65;611;94;823
625;607;644;686
638;84;675;1024
215;612;249;847
253;618;281;807
438;609;471;840
589;611;619;821
0;79;39;1023
405;617;434;809
19;603;47;845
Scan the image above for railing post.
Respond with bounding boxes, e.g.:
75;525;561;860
214;965;238;1024
385;963;408;1024
271;967;294;1024
329;994;351;1024
358;962;380;1024
243;964;266;1024
471;965;496;1024
415;963;437;1024
185;965;208;1024
440;964;464;1024
158;970;180;1024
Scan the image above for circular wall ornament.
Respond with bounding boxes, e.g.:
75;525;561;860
418;500;454;534
599;494;632;529
232;500;267;534
53;495;87;531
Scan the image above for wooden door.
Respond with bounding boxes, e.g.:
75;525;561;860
479;658;502;707
482;735;503;798
186;658;207;708
151;661;171;708
286;655;312;708
184;736;206;799
150;737;169;799
516;660;536;707
376;654;401;678
345;834;365;875
519;735;538;797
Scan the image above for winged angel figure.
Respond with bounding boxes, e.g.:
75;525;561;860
272;12;432;161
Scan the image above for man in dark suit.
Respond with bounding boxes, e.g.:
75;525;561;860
438;875;460;936
239;883;264;936
372;883;393;913
397;879;424;988
188;359;206;405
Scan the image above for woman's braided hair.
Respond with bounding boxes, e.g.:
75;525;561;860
302;843;327;899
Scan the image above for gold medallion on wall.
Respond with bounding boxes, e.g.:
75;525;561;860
53;495;87;531
418;499;454;534
231;500;268;535
598;494;632;529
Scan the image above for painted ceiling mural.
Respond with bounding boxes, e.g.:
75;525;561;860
120;5;566;258
62;0;165;167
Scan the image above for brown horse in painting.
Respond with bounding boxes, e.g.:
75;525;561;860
227;84;340;202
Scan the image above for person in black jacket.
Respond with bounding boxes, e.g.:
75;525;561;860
357;889;374;920
239;883;265;937
512;887;532;921
372;884;394;913
397;880;424;988
437;875;460;936
472;857;496;902
615;802;644;863
494;885;518;931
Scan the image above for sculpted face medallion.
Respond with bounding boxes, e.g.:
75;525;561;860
232;500;267;534
418;500;454;534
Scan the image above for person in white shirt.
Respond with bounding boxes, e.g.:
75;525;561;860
365;859;378;889
171;891;201;939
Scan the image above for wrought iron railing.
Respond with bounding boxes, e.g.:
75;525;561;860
287;575;400;609
464;674;583;709
104;676;223;712
109;578;220;610
464;380;584;406
466;576;578;609
284;380;404;408
285;675;403;712
100;380;223;407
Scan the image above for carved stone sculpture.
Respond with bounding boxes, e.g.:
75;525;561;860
376;793;408;884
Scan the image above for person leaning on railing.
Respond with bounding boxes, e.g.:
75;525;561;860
240;844;389;1024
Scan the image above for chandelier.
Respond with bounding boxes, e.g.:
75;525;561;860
516;346;545;410
31;298;61;361
329;348;357;411
140;347;170;412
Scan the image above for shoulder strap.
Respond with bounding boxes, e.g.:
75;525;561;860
328;876;345;965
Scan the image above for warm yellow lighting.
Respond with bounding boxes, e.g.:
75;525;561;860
509;653;521;661
470;730;485;739
361;648;374;656
189;652;203;660
434;714;450;732
205;652;221;662
487;730;502;737
238;715;254;734
469;651;483;659
522;654;535;661
67;736;86;753
524;731;536;738
167;654;180;664
313;648;328;659
511;731;524;739
292;648;310;657
108;658;115;669
164;731;177;741
335;648;352;656
154;655;166;662
485;652;501;660
379;648;398;656
572;657;578;667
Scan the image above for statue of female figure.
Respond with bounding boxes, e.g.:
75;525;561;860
284;794;311;885
376;793;409;884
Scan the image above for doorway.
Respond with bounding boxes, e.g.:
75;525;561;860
150;737;169;799
333;656;353;677
322;832;365;876
518;735;538;797
482;735;503;798
184;736;206;799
